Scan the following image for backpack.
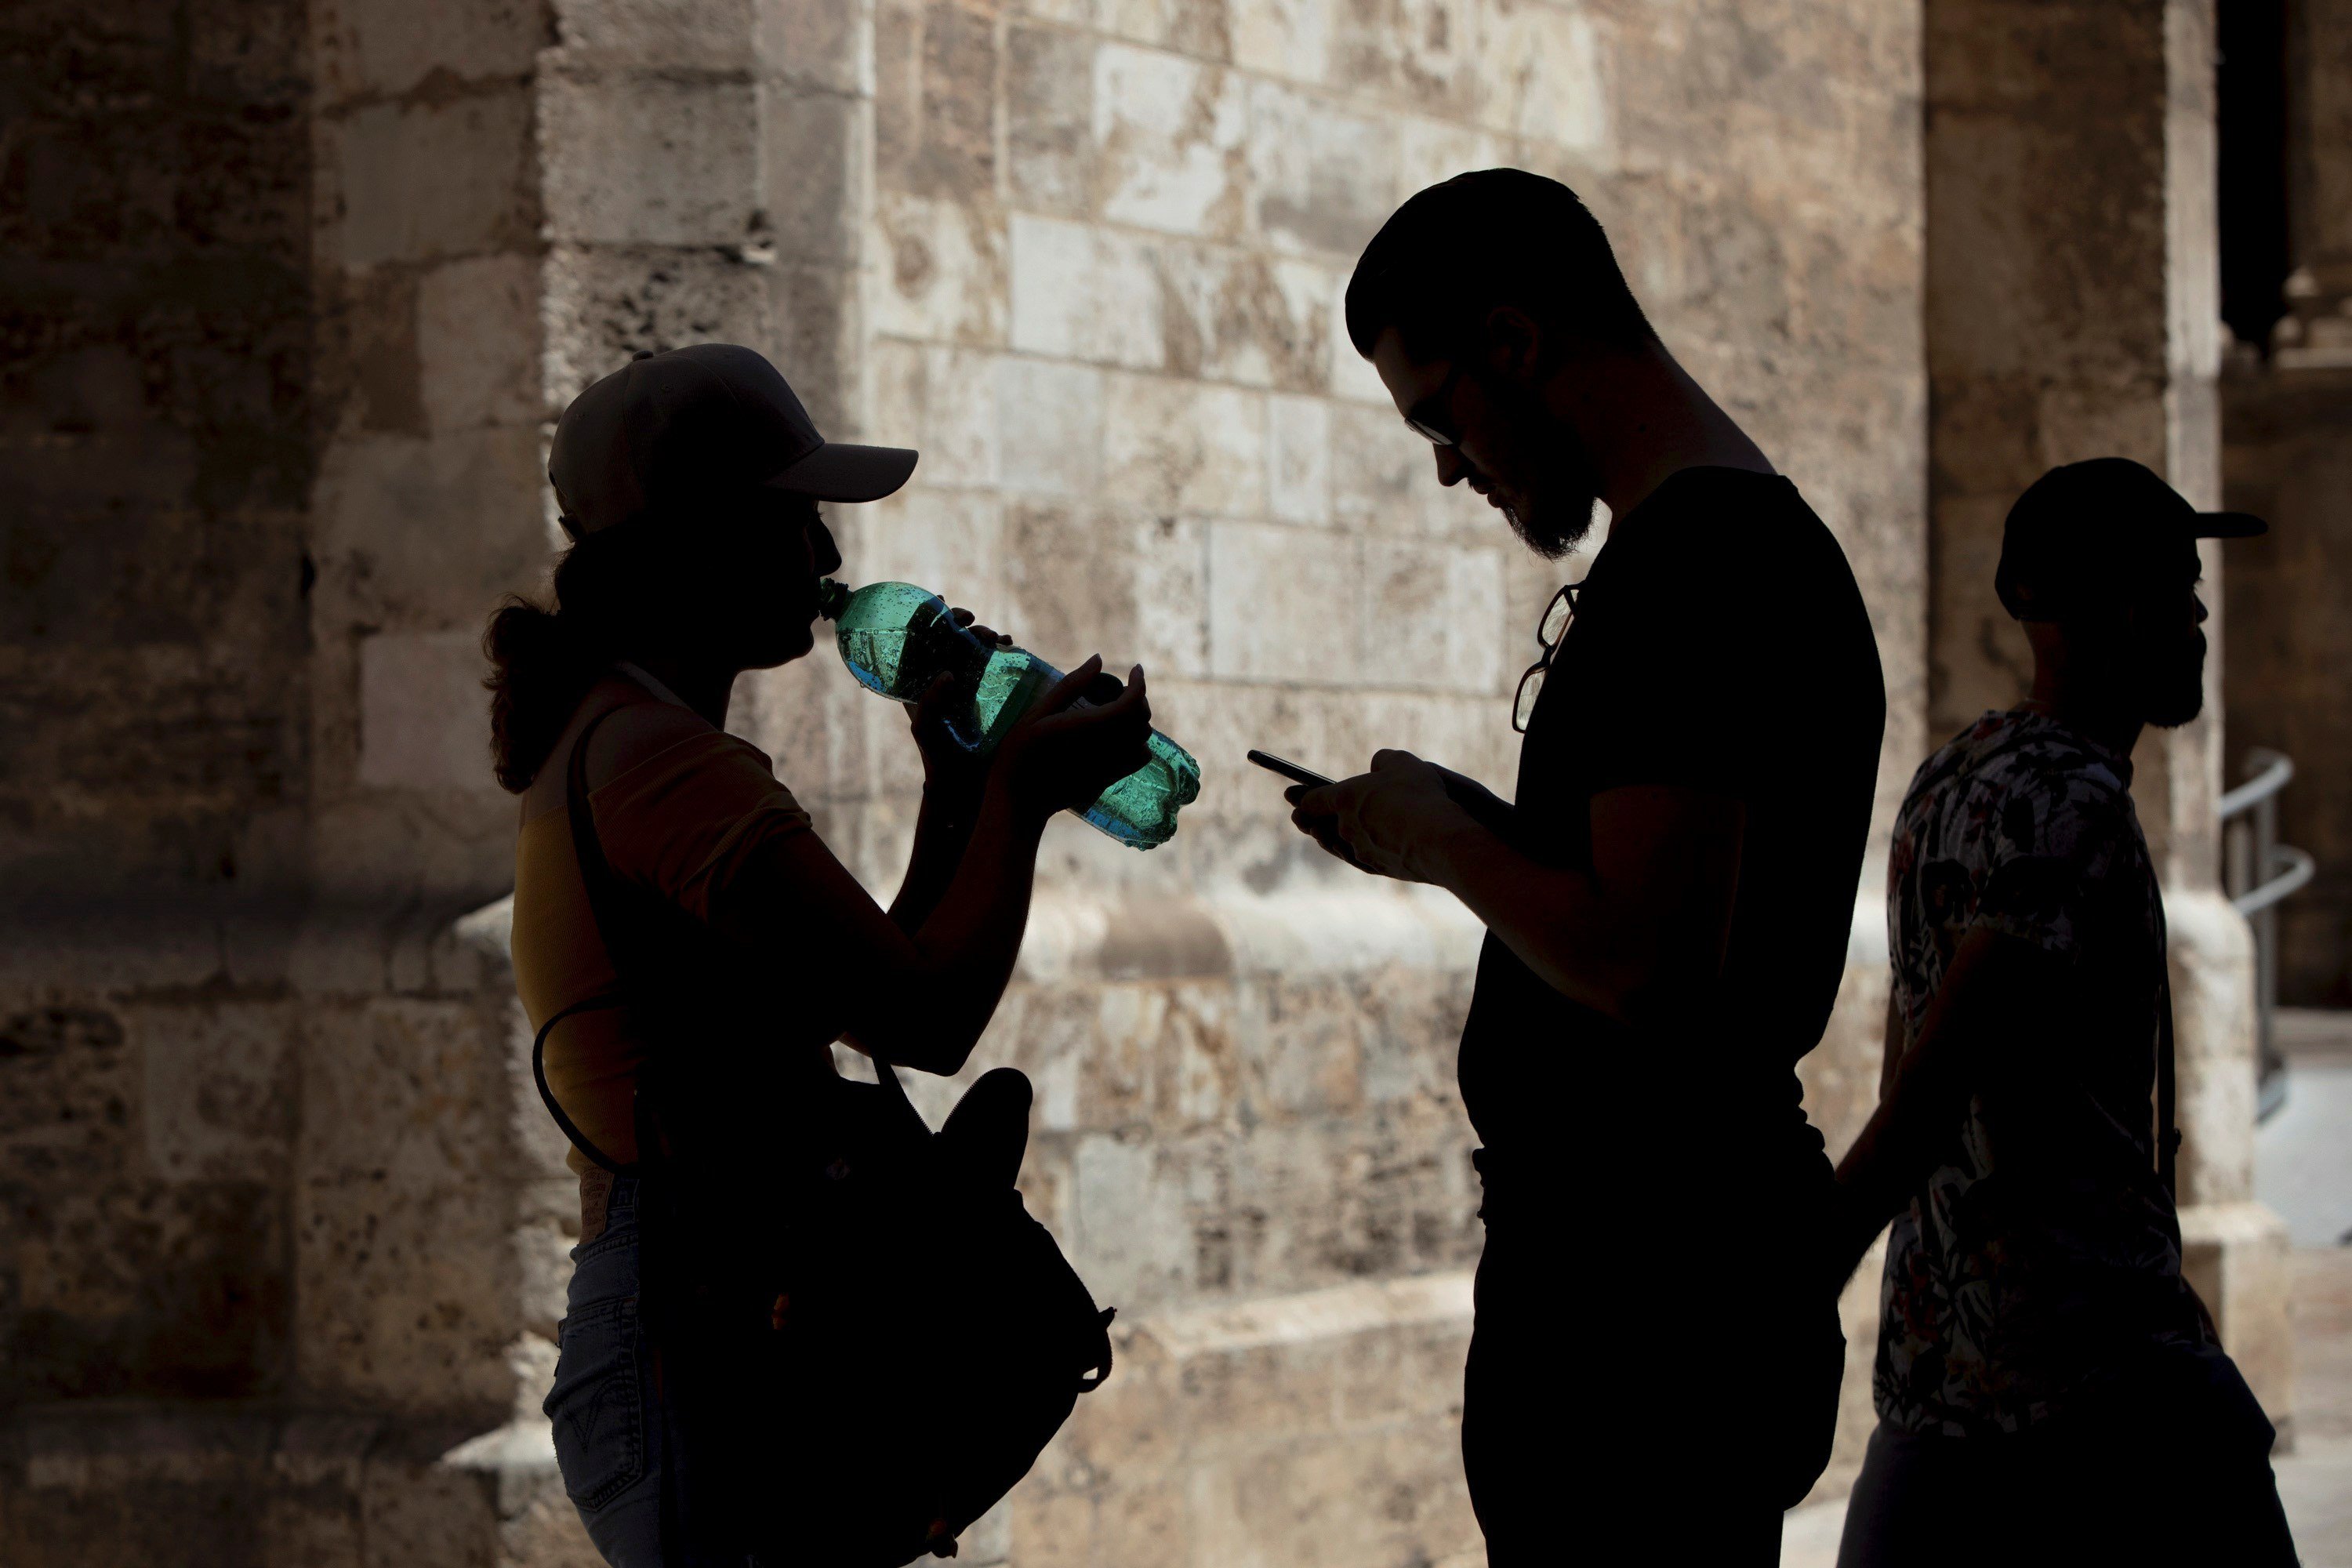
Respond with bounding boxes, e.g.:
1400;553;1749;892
532;706;1114;1563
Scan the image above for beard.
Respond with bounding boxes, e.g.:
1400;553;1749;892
1483;378;1606;561
1505;487;1602;560
2140;632;2208;728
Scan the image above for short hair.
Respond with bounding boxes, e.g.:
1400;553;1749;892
1344;169;1653;365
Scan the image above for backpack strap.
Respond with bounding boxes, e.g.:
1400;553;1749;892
528;703;644;1176
2156;960;2180;1200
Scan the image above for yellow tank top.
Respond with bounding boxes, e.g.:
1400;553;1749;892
510;729;812;1171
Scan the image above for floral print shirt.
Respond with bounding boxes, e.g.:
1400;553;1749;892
1875;710;2214;1436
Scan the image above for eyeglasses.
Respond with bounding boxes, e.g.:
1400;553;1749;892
1512;582;1579;733
1403;363;1467;445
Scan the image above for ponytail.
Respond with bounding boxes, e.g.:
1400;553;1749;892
484;530;651;793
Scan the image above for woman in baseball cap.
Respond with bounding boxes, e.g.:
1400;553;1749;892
487;345;1152;1565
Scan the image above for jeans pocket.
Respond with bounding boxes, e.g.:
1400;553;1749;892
545;1295;647;1510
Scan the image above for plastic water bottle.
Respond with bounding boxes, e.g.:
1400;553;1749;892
818;579;1201;849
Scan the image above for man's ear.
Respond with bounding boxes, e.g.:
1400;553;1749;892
1480;306;1544;384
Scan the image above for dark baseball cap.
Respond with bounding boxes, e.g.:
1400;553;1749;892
548;343;916;539
1995;458;2267;619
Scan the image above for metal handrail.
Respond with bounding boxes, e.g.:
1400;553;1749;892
2236;845;2316;917
2220;747;2310;1120
2218;750;2293;820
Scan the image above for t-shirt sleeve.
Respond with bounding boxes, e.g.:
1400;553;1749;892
1579;528;1775;794
588;732;815;925
1972;781;2133;964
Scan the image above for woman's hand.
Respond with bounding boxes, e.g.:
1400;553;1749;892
906;608;1013;810
997;656;1154;826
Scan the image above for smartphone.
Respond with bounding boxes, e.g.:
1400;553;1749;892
1247;750;1334;789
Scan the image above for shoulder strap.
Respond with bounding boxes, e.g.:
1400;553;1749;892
2157;963;2180;1200
528;706;641;1176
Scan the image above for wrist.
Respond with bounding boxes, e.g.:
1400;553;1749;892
980;773;1055;840
1413;799;1486;888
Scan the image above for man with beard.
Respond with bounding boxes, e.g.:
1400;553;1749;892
1828;459;2297;1566
1286;169;1886;1562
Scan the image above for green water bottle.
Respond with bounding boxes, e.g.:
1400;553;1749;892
818;579;1201;849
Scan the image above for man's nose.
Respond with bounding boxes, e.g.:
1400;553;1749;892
2194;593;2209;626
1433;445;1469;487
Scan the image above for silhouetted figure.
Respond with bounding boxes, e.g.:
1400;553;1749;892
492;345;1146;1565
1829;460;2297;1567
1290;171;1886;1563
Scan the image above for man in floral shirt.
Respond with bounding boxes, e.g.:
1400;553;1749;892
1828;460;2297;1565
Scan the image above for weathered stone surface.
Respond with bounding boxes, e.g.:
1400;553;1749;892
53;0;2307;1559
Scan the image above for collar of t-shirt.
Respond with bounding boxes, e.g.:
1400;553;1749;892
615;661;691;711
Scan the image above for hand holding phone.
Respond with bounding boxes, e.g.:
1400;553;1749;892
1247;750;1334;789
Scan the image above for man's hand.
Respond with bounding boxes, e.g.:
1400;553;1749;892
1287;749;1477;884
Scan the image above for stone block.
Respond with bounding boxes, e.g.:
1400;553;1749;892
310;426;548;627
852;485;1007;609
1008;25;1100;216
336;91;533;266
1069;1130;1199;1307
0;1001;136;1185
6;1171;289;1400
1000;503;1139;664
1096;0;1236;59
870;191;1010;347
1156;244;1335;390
762;0;863;94
1010;212;1165;368
1267;393;1331;523
416;255;538;431
539;72;761;249
357;631;500;794
542;245;777;405
2167;886;2258;1205
763;85;863;267
877;0;999;200
2179;1201;2296;1432
1232;0;1332;86
998;357;1109;496
1359;537;1507;695
137;1000;299;1185
319;0;543;101
1247;79;1400;258
1094;44;1247;239
1105;375;1266;516
294;998;517;1416
1206;521;1358;683
1397;115;1506;196
546;0;759;71
873;340;1000;488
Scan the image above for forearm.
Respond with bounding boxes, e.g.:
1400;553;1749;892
886;783;979;931
1830;931;2047;1280
1430;823;1656;1022
850;786;1046;1072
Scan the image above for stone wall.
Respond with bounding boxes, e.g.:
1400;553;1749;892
1920;0;2292;1425
56;0;2332;1559
0;0;549;1559
2221;0;2352;1007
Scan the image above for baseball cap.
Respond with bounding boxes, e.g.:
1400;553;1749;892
548;343;917;540
1995;458;2267;619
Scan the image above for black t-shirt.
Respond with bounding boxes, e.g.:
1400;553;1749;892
1457;466;1886;1235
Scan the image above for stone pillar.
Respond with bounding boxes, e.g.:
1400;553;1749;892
1923;0;2292;1425
2223;0;2352;1008
0;0;552;1560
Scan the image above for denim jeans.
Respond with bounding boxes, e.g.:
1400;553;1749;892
546;1179;754;1568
